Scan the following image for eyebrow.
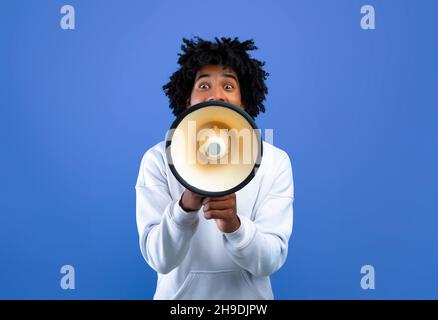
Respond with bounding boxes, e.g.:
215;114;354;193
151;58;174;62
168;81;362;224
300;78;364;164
195;73;238;82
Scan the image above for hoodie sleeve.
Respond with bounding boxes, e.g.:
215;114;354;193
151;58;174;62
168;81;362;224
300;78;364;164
222;153;294;277
135;147;200;274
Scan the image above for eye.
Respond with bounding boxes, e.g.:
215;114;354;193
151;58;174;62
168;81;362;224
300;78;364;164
199;83;210;89
224;83;234;90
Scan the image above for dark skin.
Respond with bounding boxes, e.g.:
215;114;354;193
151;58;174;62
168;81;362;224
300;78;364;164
180;64;244;233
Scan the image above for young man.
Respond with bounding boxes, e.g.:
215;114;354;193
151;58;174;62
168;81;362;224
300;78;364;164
135;37;294;299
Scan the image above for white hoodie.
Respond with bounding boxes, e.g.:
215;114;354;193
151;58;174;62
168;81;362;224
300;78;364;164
135;140;294;300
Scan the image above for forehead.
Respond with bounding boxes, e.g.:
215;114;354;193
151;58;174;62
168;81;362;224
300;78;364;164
195;65;238;77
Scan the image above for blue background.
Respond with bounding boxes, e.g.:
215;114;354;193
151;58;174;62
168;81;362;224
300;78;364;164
1;0;437;299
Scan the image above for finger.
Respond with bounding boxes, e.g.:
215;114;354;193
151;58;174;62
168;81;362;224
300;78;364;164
189;191;205;199
204;209;234;220
203;200;234;211
203;193;235;204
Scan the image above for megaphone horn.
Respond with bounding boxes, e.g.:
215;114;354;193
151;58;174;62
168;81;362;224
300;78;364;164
166;101;263;197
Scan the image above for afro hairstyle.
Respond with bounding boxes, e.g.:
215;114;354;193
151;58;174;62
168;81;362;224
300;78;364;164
162;36;269;118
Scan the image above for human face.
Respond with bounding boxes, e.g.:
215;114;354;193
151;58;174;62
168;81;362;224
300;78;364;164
187;65;244;110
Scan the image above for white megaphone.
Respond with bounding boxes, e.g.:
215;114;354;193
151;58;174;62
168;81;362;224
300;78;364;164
165;101;263;197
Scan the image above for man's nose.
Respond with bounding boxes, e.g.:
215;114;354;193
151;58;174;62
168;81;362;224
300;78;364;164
207;97;225;102
206;87;226;102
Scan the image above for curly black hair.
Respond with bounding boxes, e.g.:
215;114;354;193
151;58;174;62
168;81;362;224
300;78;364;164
163;36;269;118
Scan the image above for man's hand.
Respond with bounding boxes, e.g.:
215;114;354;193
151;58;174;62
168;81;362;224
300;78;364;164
202;193;240;233
180;190;204;212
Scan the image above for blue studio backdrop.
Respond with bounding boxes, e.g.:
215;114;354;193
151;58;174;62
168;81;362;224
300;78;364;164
1;0;437;299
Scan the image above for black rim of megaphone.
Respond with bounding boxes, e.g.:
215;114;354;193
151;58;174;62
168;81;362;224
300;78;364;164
165;101;263;197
